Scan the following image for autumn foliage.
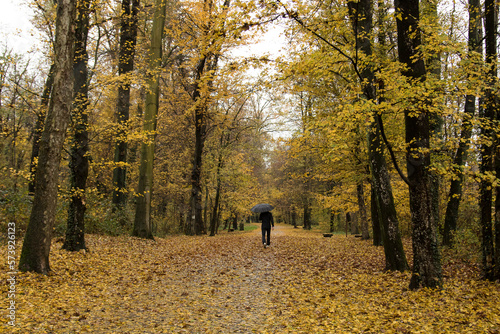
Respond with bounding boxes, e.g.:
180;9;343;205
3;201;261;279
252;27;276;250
2;0;500;330
2;225;499;333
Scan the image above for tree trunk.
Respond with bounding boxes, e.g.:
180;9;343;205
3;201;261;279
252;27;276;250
204;185;209;231
187;55;221;236
179;201;185;231
350;212;359;235
357;181;369;240
482;0;497;280
368;120;408;271
19;0;76;273
188;96;208;235
303;199;311;230
232;212;238;230
395;0;442;290
133;0;166;239
488;0;500;280
349;0;407;269
186;53;212;236
329;211;335;233
112;0;140;209
187;0;231;236
209;156;223;236
209;180;221;236
422;0;443;231
345;212;351;237
63;0;91;252
28;64;55;195
443;0;481;246
371;185;382;246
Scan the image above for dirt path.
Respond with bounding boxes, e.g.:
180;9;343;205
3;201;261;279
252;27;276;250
2;224;500;333
154;225;294;333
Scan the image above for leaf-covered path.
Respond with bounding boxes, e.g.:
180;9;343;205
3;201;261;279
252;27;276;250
2;224;500;333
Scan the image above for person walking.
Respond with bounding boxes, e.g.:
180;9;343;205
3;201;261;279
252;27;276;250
259;211;274;248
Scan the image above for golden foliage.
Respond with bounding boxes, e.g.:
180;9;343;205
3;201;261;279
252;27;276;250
2;225;499;333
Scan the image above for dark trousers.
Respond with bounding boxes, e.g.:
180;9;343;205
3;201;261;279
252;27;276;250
262;228;271;245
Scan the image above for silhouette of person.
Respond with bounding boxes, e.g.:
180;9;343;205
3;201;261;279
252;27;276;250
259;211;274;248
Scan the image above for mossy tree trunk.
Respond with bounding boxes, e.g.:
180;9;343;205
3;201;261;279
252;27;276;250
133;0;166;239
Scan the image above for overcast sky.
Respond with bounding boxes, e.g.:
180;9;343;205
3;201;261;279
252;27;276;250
0;0;38;54
0;1;286;57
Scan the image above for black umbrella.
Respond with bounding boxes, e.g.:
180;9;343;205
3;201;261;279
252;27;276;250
250;203;274;213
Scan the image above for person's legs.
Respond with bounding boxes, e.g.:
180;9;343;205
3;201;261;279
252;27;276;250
266;228;271;245
262;228;266;245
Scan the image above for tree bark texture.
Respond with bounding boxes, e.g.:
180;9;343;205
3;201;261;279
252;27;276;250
356;182;370;240
209;177;221;236
482;0;498;280
187;55;222;235
188;92;208;235
133;0;166;239
329;211;335;233
187;0;230;236
368;120;409;271
348;0;407;269
28;64;55;195
19;0;76;273
112;0;140;208
63;0;91;251
395;0;442;289
209;153;223;236
422;0;442;230
443;0;481;246
303;198;312;230
370;185;382;246
489;0;500;280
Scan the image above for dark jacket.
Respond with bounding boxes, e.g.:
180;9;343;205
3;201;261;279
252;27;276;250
259;211;274;229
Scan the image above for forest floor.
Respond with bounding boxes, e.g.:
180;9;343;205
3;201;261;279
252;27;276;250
1;224;500;333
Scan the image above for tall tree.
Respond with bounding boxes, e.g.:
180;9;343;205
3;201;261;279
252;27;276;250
394;0;442;289
422;0;442;230
28;64;55;195
112;0;140;210
208;98;249;236
368;115;408;271
348;0;408;271
28;0;58;194
19;0;77;273
186;0;231;235
62;0;91;252
133;0;167;239
442;0;482;246
481;0;497;280
186;58;211;235
209;148;223;236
